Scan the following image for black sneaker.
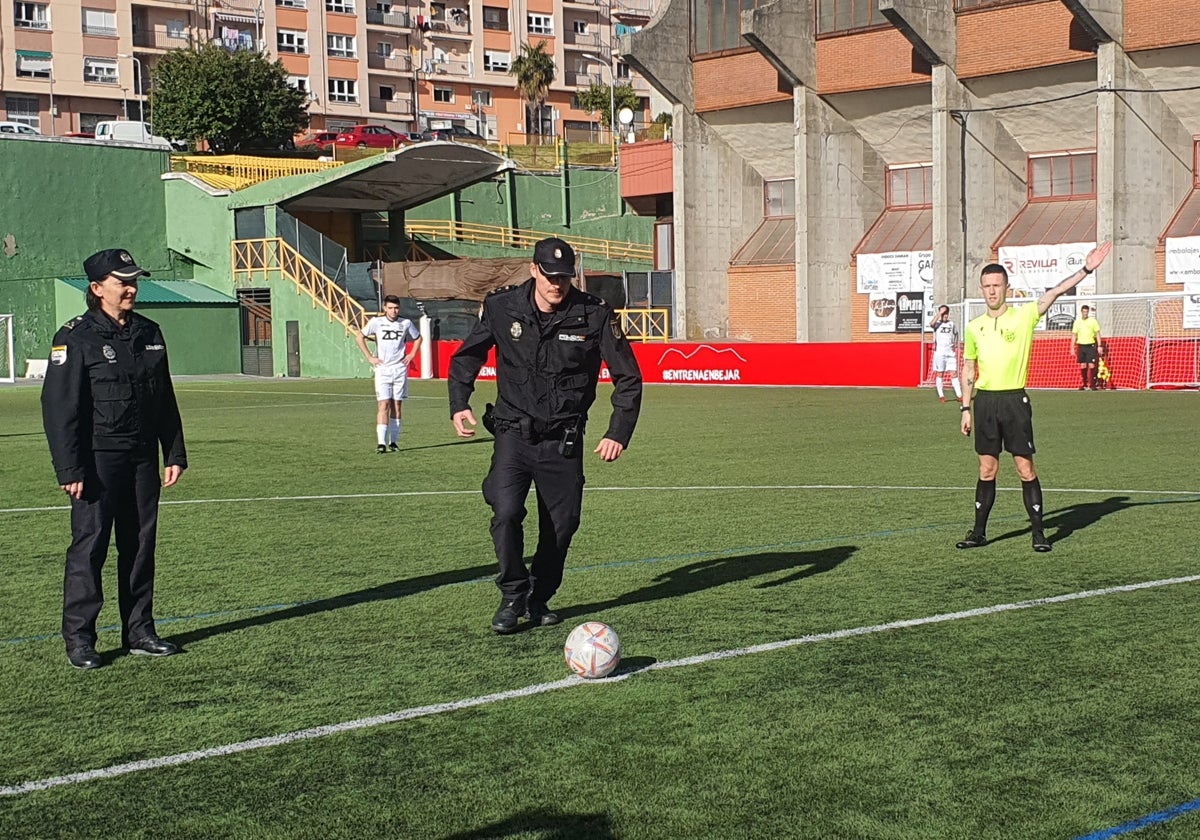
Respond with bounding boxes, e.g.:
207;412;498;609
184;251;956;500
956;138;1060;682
1032;531;1052;552
956;531;987;549
376;444;387;455
388;442;399;452
526;601;561;627
491;598;526;634
127;635;179;657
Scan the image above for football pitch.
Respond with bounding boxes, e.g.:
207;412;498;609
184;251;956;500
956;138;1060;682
1;379;1198;840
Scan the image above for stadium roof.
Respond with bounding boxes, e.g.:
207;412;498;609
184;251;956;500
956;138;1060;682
60;278;236;304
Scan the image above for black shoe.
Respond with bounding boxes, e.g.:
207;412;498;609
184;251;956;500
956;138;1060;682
388;442;399;452
956;531;987;549
67;645;103;670
127;635;179;657
1032;531;1052;552
491;598;526;634
1078;386;1086;390
526;601;561;627
1090;385;1099;391
376;444;388;454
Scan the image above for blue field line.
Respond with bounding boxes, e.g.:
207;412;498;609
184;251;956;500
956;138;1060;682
1075;796;1200;839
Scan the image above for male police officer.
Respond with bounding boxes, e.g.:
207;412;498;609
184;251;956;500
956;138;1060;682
449;237;643;633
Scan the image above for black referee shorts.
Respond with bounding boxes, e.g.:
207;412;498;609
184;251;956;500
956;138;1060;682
973;389;1035;458
1076;345;1098;365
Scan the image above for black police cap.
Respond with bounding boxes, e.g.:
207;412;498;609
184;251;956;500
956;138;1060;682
533;237;576;277
84;249;151;283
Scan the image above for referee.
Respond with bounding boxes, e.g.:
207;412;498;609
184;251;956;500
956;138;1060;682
957;242;1111;553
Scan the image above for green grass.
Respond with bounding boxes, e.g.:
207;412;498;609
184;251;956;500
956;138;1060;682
1;381;1198;839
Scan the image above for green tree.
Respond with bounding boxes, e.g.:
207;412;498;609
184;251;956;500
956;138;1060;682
510;41;556;140
151;44;309;153
576;82;641;133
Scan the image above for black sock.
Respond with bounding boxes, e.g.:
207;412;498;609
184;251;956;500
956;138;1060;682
974;479;996;535
1081;368;1088;385
1023;478;1044;531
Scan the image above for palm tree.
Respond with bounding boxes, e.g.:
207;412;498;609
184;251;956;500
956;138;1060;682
510;41;556;142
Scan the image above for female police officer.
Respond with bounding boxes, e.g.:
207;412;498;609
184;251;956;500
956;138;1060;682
42;249;187;669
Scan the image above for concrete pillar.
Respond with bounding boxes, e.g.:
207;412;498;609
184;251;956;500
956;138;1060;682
880;0;956;68
1061;0;1121;44
932;66;968;307
1096;43;1193;293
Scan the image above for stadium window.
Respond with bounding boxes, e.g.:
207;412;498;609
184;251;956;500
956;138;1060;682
814;0;887;35
887;164;932;208
1028;151;1095;200
764;179;795;218
692;0;759;55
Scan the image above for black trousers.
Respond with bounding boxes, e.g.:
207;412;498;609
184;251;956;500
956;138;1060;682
481;429;585;604
62;448;162;650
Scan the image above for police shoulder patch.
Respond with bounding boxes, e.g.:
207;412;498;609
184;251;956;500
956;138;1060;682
50;345;68;365
487;284;521;297
62;315;85;330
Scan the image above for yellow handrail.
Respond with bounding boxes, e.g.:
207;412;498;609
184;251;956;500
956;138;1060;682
231;238;367;336
404;220;653;263
182;155;344;190
615;308;670;343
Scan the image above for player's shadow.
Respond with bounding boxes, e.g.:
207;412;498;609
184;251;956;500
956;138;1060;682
555;545;856;623
164;562;497;648
402;437;492;452
990;495;1200;546
438;809;614;840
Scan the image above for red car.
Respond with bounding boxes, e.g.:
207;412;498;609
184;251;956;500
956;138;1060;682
297;130;338;151
333;125;408;149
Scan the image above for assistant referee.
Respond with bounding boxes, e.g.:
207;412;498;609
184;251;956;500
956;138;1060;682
957;242;1112;553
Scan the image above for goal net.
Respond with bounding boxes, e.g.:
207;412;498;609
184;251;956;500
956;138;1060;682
0;314;13;384
920;293;1200;390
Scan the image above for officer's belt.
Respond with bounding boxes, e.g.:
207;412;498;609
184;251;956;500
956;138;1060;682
496;418;577;443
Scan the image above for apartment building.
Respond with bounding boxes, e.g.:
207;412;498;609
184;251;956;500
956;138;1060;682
1;0;657;139
624;0;1200;343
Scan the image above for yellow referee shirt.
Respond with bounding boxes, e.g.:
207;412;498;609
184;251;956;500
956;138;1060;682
1072;317;1101;346
963;303;1042;391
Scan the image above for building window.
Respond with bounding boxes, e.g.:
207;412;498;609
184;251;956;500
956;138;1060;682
433;87;454;103
527;13;553;35
79;112;109;133
693;0;758;54
654;221;674;271
887;164;932;207
276;0;307;7
815;0;886;36
1029;151;1096;200
6;96;41;130
328;34;357;58
377;40;393;56
573;20;588;34
15;52;52;78
81;8;116;36
378;84;394;99
325;0;355;13
764;179;795;218
483;6;508;30
14;1;49;29
278;29;308;53
615;61;631;79
329;78;358;102
166;18;185;37
288;75;309;93
472;89;492;106
83;57;119;85
570;93;583;109
483;50;510;72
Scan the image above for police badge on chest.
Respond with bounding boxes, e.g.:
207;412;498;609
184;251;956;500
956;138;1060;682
510;321;522;340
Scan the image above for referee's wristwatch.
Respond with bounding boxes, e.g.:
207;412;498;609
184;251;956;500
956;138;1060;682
960;404;971;412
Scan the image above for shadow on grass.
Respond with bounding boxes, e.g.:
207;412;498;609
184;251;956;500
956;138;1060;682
401;437;492;453
990;494;1200;546
438;809;614;840
555;545;856;623
162;562;497;649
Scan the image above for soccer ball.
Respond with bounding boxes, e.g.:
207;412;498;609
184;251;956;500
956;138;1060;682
564;622;621;679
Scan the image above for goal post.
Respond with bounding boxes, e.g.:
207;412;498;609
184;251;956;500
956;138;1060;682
0;314;14;384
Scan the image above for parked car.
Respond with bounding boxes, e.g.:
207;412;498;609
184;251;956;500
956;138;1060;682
0;121;40;136
404;132;424;143
94;120;173;150
63;131;95;139
297;130;338;151
420;125;487;145
333;125;408;149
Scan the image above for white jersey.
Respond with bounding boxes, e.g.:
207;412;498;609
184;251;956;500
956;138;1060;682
363;315;419;368
932;319;959;354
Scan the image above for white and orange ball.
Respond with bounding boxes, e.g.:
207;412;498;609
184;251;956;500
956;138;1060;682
564;622;621;679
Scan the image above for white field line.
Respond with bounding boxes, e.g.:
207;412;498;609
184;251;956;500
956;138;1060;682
175;388;439;400
1;484;1196;515
2;573;1198;798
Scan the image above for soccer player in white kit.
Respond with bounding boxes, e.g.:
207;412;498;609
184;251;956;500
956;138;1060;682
929;304;962;403
355;295;422;453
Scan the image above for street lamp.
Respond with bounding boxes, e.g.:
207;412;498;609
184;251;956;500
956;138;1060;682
582;52;615;146
119;53;145;128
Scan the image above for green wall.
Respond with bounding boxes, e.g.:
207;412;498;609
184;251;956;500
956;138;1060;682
139;304;241;375
262;280;368;378
164;179;237;294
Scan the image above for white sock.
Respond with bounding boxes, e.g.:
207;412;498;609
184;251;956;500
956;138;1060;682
376;424;388;445
388;419;401;444
935;378;945;398
952;378;962;398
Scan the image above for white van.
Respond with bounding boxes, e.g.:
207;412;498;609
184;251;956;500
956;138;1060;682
0;121;40;136
94;120;172;149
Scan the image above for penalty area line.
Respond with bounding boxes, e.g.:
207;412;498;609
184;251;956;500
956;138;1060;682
2;573;1199;799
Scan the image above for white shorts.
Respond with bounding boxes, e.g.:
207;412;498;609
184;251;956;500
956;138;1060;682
932;351;958;373
374;367;409;401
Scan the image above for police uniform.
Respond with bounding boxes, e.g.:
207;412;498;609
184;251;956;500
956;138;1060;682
41;249;187;667
448;238;642;631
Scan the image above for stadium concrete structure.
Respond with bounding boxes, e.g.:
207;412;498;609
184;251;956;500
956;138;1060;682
0;0;664;141
621;0;1200;342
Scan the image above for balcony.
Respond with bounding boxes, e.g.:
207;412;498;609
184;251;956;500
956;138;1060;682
366;9;411;28
369;97;414;117
563;31;603;50
611;0;654;21
83;23;118;36
565;70;602;87
429;59;472;77
367;52;413;72
133;29;192;49
427;17;471;39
